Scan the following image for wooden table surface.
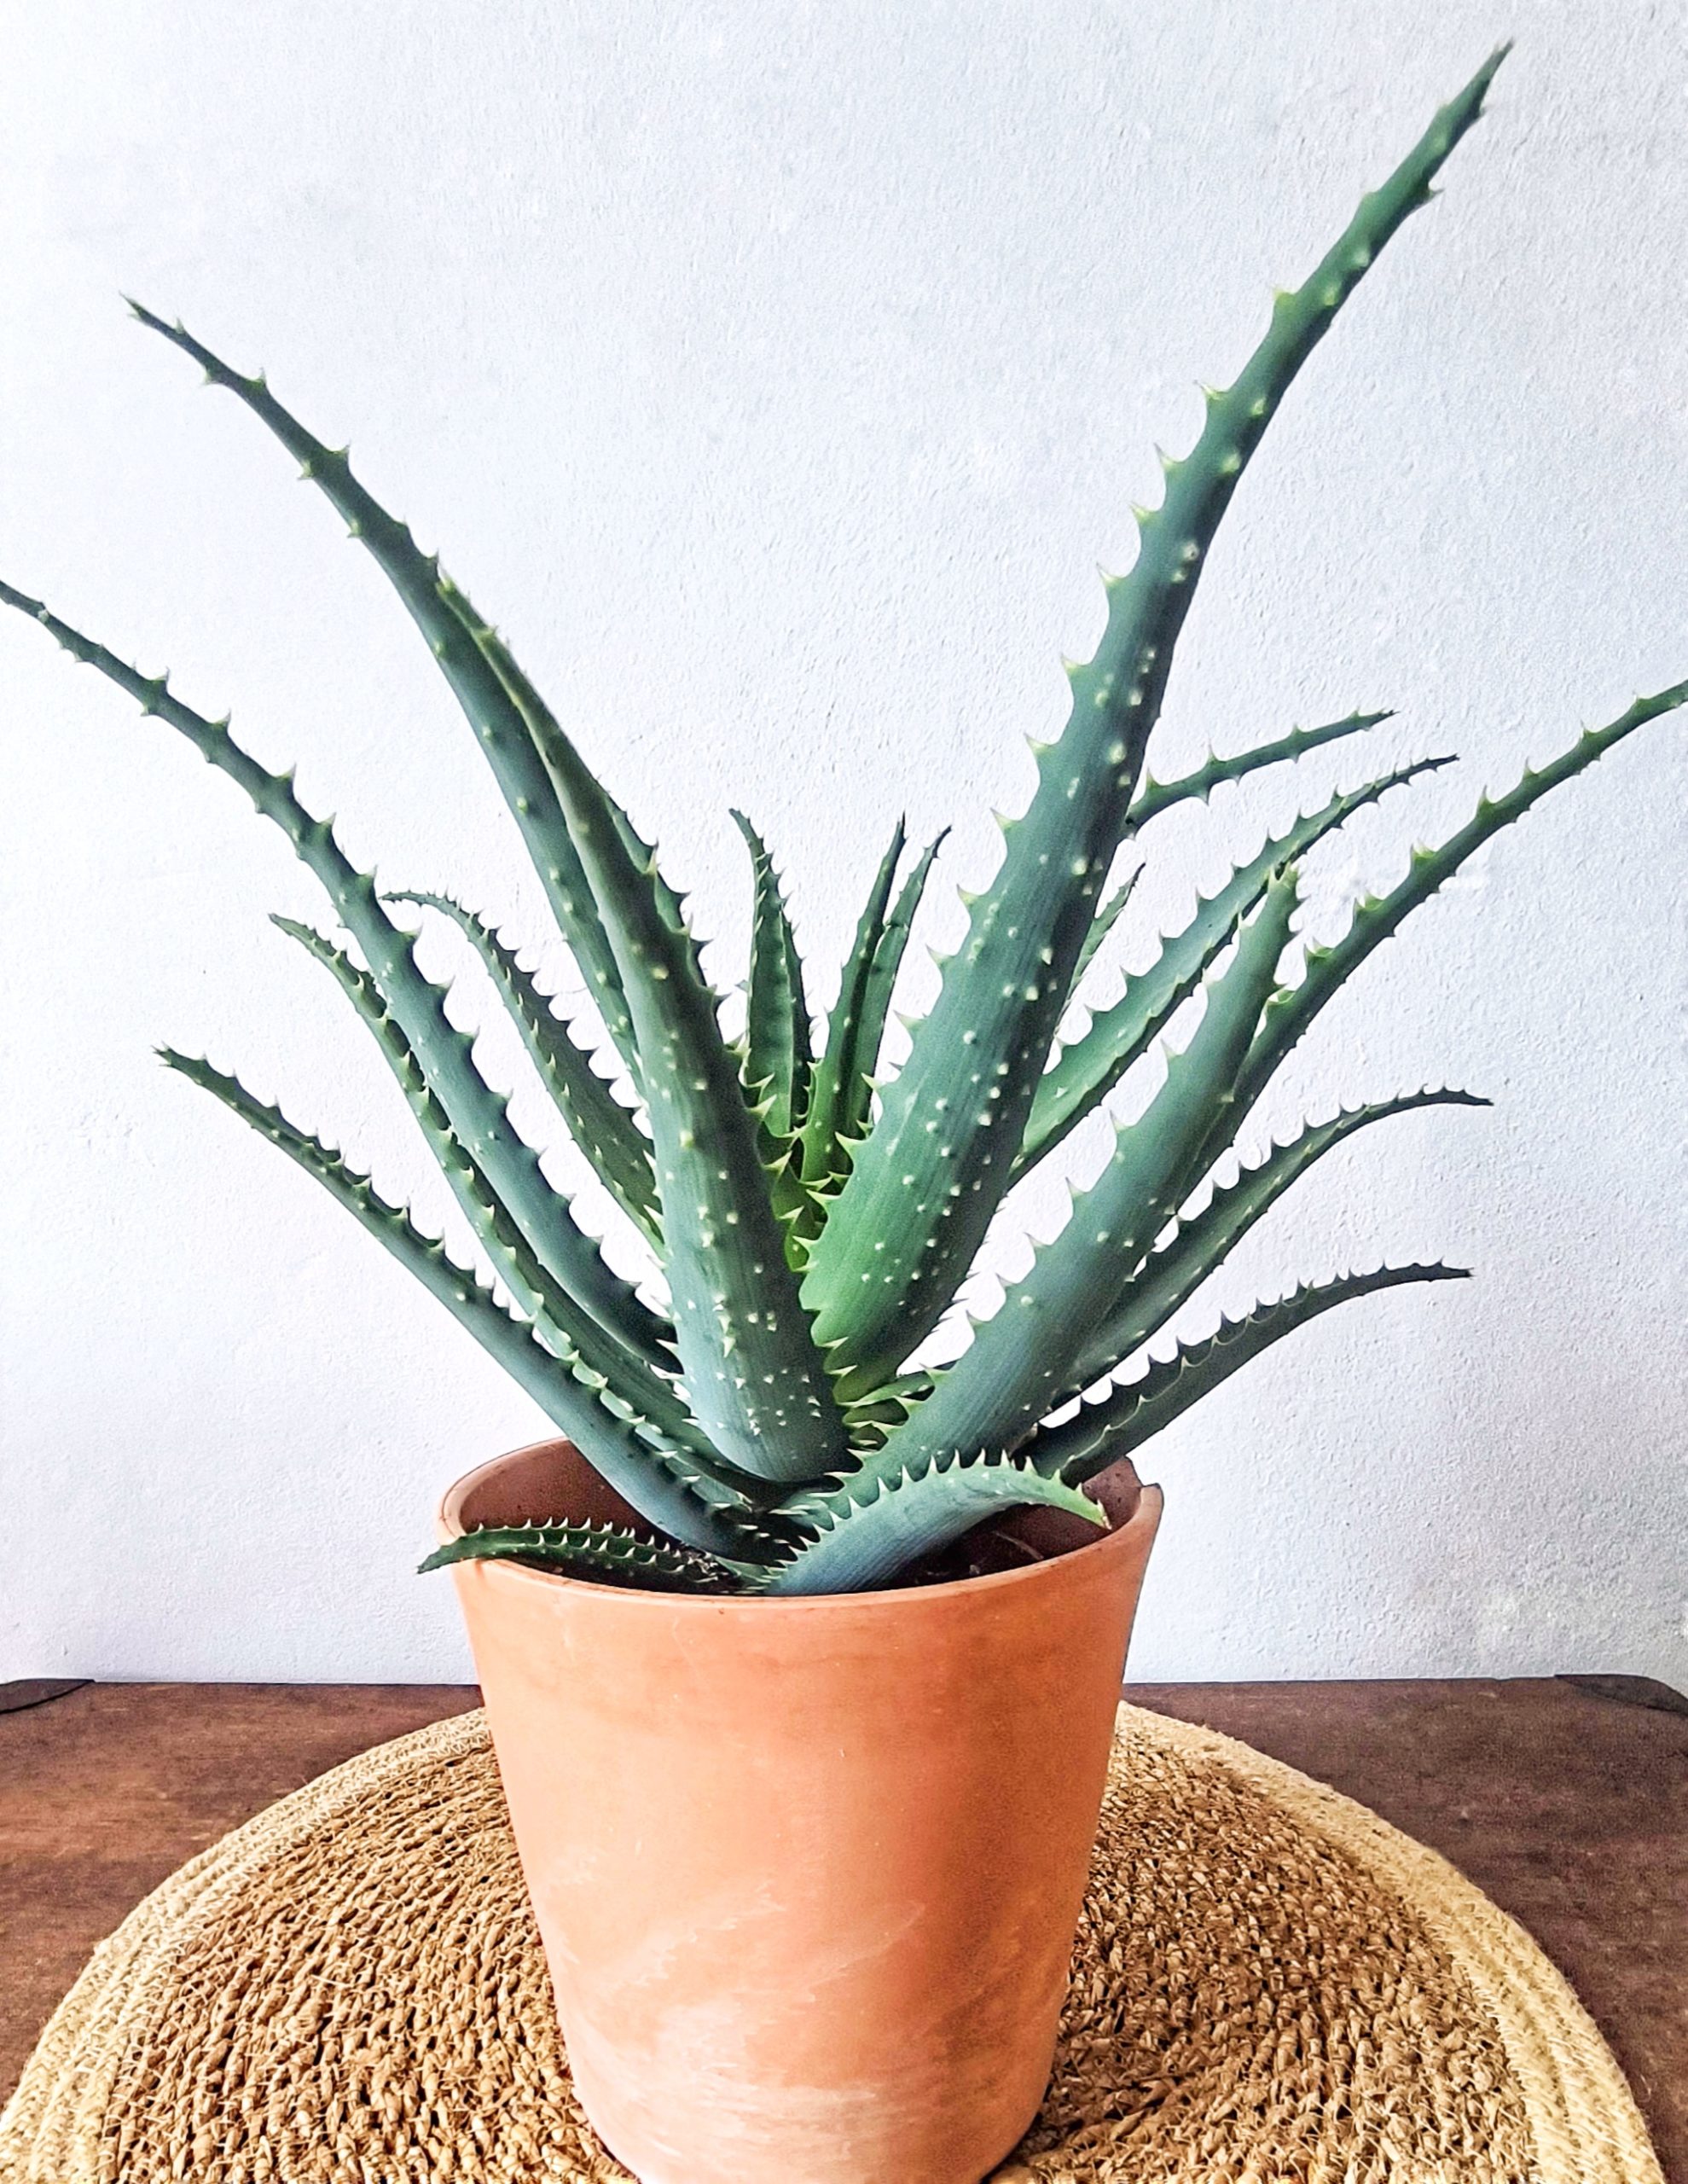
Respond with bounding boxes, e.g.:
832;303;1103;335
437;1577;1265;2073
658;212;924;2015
2;1677;1682;2179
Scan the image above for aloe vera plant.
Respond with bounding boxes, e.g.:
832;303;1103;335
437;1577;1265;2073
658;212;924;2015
6;48;1680;1596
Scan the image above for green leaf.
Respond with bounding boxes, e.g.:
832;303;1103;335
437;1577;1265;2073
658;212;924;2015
124;303;641;1077
839;827;948;1145
1222;687;1688;1157
730;811;812;1140
1127;709;1392;828
160;1052;760;1558
0;578;668;1369
861;868;1304;1479
1028;1263;1470;1484
1070;1088;1488;1392
1068;865;1140;998
270;916;689;1432
1016;755;1453;1176
798;818;907;1189
463;613;850;1483
750;1451;1105;1596
383;888;660;1244
421;1519;745;1591
799;50;1508;1384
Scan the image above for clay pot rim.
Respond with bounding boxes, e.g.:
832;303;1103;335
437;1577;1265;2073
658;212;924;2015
438;1438;1162;1616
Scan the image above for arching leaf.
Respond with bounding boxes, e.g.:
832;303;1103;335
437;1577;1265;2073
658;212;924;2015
1028;1263;1470;1484
800;53;1508;1384
751;1452;1104;1596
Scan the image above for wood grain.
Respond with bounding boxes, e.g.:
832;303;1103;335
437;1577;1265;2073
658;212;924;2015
1;1678;1679;2178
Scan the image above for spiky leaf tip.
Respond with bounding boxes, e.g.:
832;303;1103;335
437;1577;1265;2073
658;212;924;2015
157;1049;754;1557
799;49;1509;1383
1030;1261;1470;1484
730;810;813;1141
1127;708;1395;828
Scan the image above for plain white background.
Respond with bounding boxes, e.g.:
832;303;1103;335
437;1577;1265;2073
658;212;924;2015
1;1;1682;1683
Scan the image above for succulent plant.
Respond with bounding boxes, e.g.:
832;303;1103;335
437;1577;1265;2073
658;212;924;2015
5;47;1680;1596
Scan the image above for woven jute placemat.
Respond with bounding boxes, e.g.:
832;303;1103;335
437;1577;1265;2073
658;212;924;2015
0;1705;1656;2183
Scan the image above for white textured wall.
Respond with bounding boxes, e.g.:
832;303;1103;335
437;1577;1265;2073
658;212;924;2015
2;0;1683;1685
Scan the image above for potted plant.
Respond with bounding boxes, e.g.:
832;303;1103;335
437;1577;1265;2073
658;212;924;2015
4;43;1679;2184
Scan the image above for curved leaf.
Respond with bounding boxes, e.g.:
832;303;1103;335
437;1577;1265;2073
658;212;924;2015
1219;688;1688;1170
1070;1087;1488;1391
859;869;1303;1478
1017;754;1453;1176
1127;709;1392;827
0;579;666;1367
801;51;1508;1382
751;1451;1104;1596
270;916;689;1431
124;303;640;1074
466;614;849;1481
160;1052;757;1557
384;888;659;1243
1029;1263;1470;1484
421;1519;745;1591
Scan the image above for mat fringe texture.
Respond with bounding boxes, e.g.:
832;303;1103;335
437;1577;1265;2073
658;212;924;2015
0;1705;1657;2183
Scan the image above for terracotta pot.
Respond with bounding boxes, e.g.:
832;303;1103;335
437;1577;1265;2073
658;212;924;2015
440;1438;1163;2184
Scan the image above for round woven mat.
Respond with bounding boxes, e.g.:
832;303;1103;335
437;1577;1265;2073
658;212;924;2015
0;1707;1656;2184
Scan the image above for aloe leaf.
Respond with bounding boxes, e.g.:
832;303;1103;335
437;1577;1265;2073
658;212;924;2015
160;1051;760;1557
270;916;690;1431
798;818;907;1188
1016;754;1453;1176
440;582;711;999
0;578;675;1366
839;827;948;1145
1069;1087;1488;1392
749;1451;1105;1596
1224;685;1688;1151
730;811;812;1139
1028;1263;1470;1484
861;868;1303;1474
1069;865;1140;997
270;918;778;1527
801;51;1508;1383
384;888;660;1243
124;302;642;1076
837;1369;935;1447
461;613;848;1481
1127;709;1392;828
421;1519;745;1591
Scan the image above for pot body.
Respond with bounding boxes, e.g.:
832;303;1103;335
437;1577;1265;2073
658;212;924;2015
442;1438;1162;2184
